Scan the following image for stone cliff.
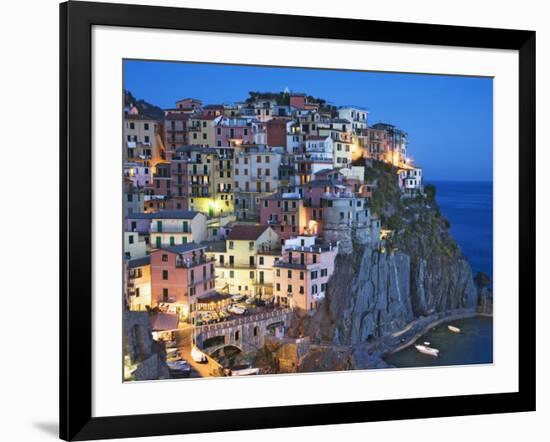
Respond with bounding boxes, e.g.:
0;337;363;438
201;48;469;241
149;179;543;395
285;162;484;368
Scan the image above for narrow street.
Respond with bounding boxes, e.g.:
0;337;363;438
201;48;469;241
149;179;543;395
174;325;222;378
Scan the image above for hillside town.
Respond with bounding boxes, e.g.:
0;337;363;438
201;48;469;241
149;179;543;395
123;92;424;380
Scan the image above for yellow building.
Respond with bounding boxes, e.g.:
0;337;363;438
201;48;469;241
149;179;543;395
208;225;280;298
126;256;152;311
187;114;220;147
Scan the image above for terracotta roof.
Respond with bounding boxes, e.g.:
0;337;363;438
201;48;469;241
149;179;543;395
227;225;269;241
193;114;220;120
125;114;158;121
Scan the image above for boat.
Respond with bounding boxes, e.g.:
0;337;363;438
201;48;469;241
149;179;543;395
423;341;430;346
448;325;461;333
226;364;260;376
415;344;439;357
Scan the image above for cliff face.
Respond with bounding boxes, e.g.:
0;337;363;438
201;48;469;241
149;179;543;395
296;163;479;349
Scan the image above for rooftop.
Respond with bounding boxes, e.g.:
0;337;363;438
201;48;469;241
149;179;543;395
128;256;150;269
150;210;201;220
227;225;270;241
160;242;206;254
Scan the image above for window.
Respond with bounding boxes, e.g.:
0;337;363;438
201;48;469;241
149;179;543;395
129;122;135;129
311;270;318;280
276;283;280;291
287;270;292;278
250;271;254;279
321;268;328;277
287;285;292;293
249;241;254;250
259;256;264;265
276;269;280;277
162;270;168;280
229;241;234;249
169;236;175;246
311;284;318;294
229;270;234;278
144;123;149;130
313;254;317;264
162;288;168;300
299;286;304;294
249;256;255;267
128;235;134;244
300;271;304;280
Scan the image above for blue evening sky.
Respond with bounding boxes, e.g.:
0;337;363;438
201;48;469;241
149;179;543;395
124;60;493;182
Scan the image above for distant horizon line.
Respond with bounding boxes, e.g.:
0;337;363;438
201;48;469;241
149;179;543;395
426;179;493;183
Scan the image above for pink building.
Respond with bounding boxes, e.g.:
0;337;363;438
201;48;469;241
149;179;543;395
259;192;310;241
273;236;338;311
150;243;216;320
215;117;255;147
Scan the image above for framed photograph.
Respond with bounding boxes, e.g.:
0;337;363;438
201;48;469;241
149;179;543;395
60;1;536;440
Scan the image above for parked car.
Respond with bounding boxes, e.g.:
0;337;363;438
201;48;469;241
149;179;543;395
231;294;246;302
167;359;191;376
254;299;266;307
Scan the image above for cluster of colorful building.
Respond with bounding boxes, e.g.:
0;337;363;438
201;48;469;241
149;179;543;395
123;93;423;322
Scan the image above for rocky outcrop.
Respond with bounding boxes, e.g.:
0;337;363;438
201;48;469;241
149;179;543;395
286;167;481;372
124;311;170;381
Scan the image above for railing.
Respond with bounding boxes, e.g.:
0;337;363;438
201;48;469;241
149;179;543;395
196;308;292;333
176;256;214;268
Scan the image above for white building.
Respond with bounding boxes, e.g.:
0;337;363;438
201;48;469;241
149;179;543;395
337;106;368;131
150;211;207;249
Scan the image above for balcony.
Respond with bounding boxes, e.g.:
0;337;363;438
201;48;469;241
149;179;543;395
160;296;177;303
175;255;215;268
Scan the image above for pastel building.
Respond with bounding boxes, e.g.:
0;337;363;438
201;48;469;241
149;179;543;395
188;114;220;147
337;106;368;130
210;225;280;297
260;191;309;241
215;117;256;147
126;256;152;311
124;162;152;188
150;211;207;249
150;243;216;319
233;147;286;220
273;236;338;311
124;231;147;259
397;164;423;195
164;113;189;152
124;113;164;164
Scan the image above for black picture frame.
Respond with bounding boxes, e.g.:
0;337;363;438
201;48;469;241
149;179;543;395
60;1;536;440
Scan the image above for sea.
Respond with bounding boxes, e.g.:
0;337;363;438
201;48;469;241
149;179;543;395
386;181;493;367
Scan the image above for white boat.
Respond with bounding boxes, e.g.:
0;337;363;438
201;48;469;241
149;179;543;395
448;325;461;333
415;344;439;357
424;341;430;346
228;365;260;376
